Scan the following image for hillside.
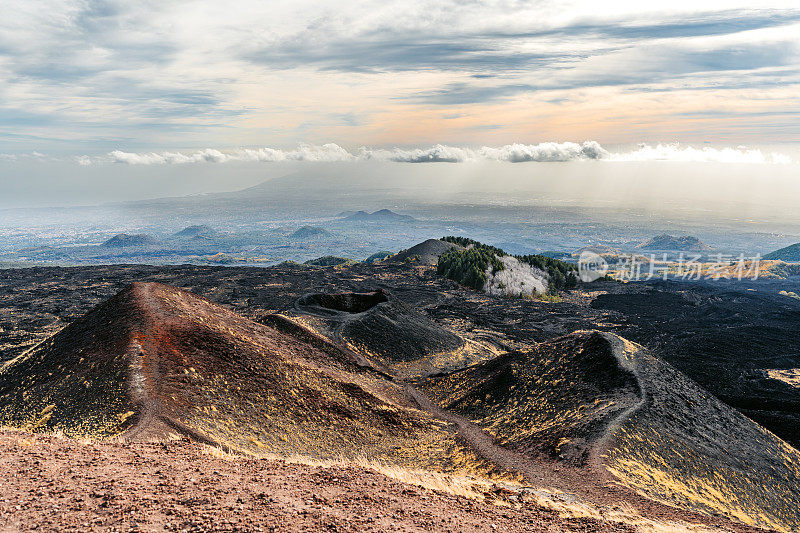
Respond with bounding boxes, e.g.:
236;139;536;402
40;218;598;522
2;266;800;531
291;226;331;239
422;331;800;531
436;237;578;295
764;242;800;261
292;289;498;377
174;225;215;238
635;234;712;251
0;283;484;472
1;428;723;533
341;209;415;223
101;233;159;247
387;238;462;265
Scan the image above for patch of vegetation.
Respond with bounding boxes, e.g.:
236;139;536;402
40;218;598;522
437;247;506;290
303;256;354;267
364;251;393;264
538;292;563;303
438;237;580;293
517;254;579;291
440;236;506;257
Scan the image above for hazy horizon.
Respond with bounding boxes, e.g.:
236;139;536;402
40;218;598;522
3;2;800;261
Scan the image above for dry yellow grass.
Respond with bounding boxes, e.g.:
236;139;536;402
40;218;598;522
200;444;726;533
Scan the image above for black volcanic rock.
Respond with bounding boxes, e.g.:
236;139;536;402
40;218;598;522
635;234;712;251
101;234;159;247
291;226;330;239
295;288;495;377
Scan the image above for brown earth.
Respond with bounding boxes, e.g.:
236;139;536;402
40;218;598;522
0;429;639;533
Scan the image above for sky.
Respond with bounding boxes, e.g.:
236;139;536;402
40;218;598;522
1;1;800;206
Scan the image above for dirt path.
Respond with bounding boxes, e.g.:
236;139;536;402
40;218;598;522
404;385;564;490
587;333;649;479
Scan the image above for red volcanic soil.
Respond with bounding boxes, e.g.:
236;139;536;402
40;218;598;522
0;429;637;533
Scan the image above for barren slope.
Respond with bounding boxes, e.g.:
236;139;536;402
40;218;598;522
0;282;485;473
293;289;498;378
423;331;800;532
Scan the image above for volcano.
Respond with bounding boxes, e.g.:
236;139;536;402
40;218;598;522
422;330;800;531
0;283;483;471
293;289;498;378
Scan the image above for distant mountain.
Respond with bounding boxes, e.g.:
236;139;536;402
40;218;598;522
635;234;712;252
174;225;215;238
101;234;159;247
291;226;330;239
574;244;621;256
764;243;800;261
341;209;415;223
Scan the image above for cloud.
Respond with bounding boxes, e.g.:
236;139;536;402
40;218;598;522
108;149;230;165
362;144;473;163
367;142;608;163
97;142;610;165
500;10;800;41
244;8;800;75
480;142;608;162
105;144;356;165
607;143;792;164
82;141;792;166
0;151;50;162
2;3;800;151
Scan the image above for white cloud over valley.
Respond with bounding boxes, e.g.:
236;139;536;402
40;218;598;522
81;142;793;166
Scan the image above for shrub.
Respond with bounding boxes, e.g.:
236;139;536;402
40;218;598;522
438;237;580;293
441;236;507;257
437;247;506;290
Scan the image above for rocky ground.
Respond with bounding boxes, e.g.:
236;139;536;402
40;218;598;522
2;262;800;531
0;429;642;533
2;262;799;448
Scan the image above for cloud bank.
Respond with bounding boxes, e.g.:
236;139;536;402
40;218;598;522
606;143;792;164
88;142;792;165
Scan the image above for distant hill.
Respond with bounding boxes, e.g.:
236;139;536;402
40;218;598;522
574;244;621;256
341;209;415;223
291;226;330;239
387;239;462;266
635;234;712;252
174;225;215;238
764;242;800;261
101;234;159;247
303;256;353;267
